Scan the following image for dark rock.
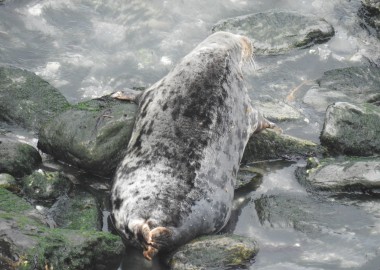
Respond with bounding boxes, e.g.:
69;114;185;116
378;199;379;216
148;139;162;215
0;188;123;270
358;0;380;39
212;11;334;55
48;191;101;230
0;138;41;177
236;166;263;190
320;102;380;156
38;95;137;177
21;170;72;202
0;67;70;132
242;129;325;163
303;66;380;112
296;157;380;193
169;234;259;270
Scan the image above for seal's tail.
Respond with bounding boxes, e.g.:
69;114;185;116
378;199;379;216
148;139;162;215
135;221;172;260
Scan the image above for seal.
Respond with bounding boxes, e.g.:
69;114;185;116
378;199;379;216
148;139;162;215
111;31;275;260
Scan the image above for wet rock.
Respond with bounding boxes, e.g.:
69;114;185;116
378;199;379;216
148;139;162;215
320;102;380;156
296;157;380;193
169;234;259;270
236;166;263;190
303;66;380;112
0;188;123;270
0;67;70;132
21;170;72;202
242;129;325;163
48;191;101;230
0;138;41;177
252;96;302;122
359;0;380;39
38;95;137;177
212;11;334;55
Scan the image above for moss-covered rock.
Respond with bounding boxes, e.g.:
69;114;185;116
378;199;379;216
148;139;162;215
303;66;380;112
0;67;70;132
21;170;72;202
0;188;123;270
358;0;380;39
242;129;325;163
48;191;101;231
38;95;137;177
169;234;259;270
0;138;41;177
295;157;380;193
235;166;263;190
320;102;380;156
0;173;19;192
212;11;334;55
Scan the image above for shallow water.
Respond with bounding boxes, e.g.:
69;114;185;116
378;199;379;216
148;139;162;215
1;0;380;269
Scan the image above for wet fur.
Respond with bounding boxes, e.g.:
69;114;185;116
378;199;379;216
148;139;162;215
111;31;272;259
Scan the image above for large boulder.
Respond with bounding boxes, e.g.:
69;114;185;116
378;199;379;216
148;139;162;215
296;157;380;193
38;95;137;177
169;234;259;270
0;137;41;177
212;11;334;55
303;66;380;112
358;0;380;39
0;67;69;132
242;129;325;163
0;188;123;270
320;102;380;156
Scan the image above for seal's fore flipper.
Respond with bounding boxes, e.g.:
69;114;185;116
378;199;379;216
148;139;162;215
110;88;143;104
131;220;172;260
253;111;282;134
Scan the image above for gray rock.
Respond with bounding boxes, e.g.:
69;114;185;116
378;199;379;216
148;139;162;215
303;66;380;112
48;191;101;230
359;1;380;39
0;67;70;132
296;157;380;193
212;11;334;55
21;170;72;202
0;173;19;192
320;102;380;156
0;188;123;270
38;95;137;177
0;138;41;177
169;234;259;270
242;129;325;163
363;0;380;10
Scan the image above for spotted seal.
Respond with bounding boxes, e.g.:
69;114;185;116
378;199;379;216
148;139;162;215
111;31;275;260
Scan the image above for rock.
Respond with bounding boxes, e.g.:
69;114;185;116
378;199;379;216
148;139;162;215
296;157;380;193
303;66;380;112
212;11;334;55
252;96;302;122
320;102;380;156
38;95;137;177
359;0;380;39
0;138;41;177
48;191;101;230
0;188;123;270
0;173;19;192
169;234;259;270
21;170;72;202
235;166;263;190
0;67;70;132
242;129;325;163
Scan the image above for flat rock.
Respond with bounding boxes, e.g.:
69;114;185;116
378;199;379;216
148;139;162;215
212;11;334;55
303;66;380;112
0;137;41;177
252;96;302;122
169;234;259;270
0;67;69;132
296;157;380;193
320;102;380;156
38;95;137;177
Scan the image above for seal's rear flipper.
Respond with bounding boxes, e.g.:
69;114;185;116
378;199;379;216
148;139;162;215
110;88;143;104
134;221;172;260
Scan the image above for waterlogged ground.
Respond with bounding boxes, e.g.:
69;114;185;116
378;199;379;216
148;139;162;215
1;0;380;269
